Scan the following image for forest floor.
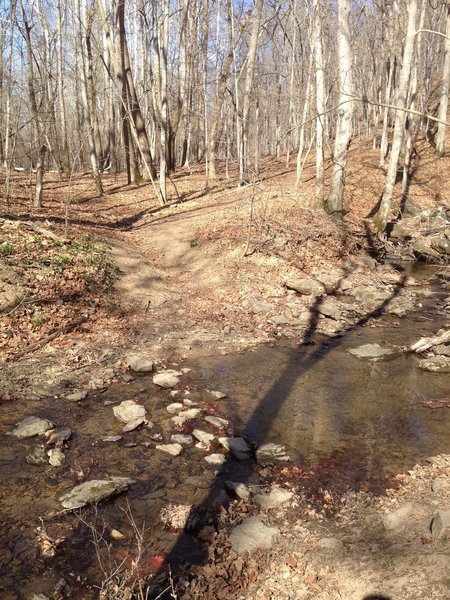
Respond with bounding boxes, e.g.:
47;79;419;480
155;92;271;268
0;136;449;599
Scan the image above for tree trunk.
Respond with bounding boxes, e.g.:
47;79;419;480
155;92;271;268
77;0;103;196
313;0;325;205
19;0;46;207
159;0;170;204
436;1;450;156
239;0;263;185
374;0;418;232
57;0;70;175
326;0;354;216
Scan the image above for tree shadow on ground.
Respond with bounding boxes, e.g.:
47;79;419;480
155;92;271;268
147;255;408;596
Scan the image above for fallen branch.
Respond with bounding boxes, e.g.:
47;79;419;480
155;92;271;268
9;314;88;361
409;328;450;353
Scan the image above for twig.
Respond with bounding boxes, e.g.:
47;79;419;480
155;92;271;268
9;314;88;360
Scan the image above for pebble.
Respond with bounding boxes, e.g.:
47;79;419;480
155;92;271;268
192;429;215;447
153;370;181;388
209;390;227;399
205;453;226;466
110;529;125;540
113;400;146;424
65;391;87;402
122;417;146;432
171;434;193;445
48;448;65;467
224;480;250;500
126;356;154;373
204;415;229;428
253;487;293;508
166;402;183;414
101;436;122;442
156;443;183;457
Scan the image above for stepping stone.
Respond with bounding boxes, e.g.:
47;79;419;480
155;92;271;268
192;429;215;447
9;416;55;439
126;356;154;373
113;400;146;424
205;453;226;466
204;415;229;428
59;477;134;509
153;370;181;388
48;448;65;467
256;443;290;463
219;436;251;460
171;434;193;445
166;402;183;414
348;343;392;360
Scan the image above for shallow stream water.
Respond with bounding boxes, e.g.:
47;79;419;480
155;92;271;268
0;266;449;598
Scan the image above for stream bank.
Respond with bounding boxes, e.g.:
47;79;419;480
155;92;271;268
0;265;449;600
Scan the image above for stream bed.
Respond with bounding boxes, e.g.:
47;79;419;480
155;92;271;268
0;267;449;599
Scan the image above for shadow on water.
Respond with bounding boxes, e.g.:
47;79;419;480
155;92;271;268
148;257;409;595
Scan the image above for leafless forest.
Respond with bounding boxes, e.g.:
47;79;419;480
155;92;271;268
1;0;450;230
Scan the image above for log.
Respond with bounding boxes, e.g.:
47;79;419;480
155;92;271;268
410;328;450;353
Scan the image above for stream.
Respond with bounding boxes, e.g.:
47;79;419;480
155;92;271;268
0;266;449;599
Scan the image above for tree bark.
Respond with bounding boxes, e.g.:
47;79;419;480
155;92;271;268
436;1;450;156
374;0;418;232
313;0;325;205
326;0;354;216
239;0;263;185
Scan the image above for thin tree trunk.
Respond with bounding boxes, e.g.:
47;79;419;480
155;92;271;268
436;1;450;156
57;0;70;175
19;0;46;207
296;46;314;187
374;0;418;232
313;0;325;205
77;0;103;196
159;0;169;204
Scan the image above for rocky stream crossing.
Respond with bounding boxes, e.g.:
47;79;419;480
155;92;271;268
0;265;449;600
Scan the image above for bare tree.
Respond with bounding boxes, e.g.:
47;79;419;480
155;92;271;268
374;0;418;232
326;0;354;216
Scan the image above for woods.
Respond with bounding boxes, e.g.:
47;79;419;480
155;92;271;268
1;0;450;221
